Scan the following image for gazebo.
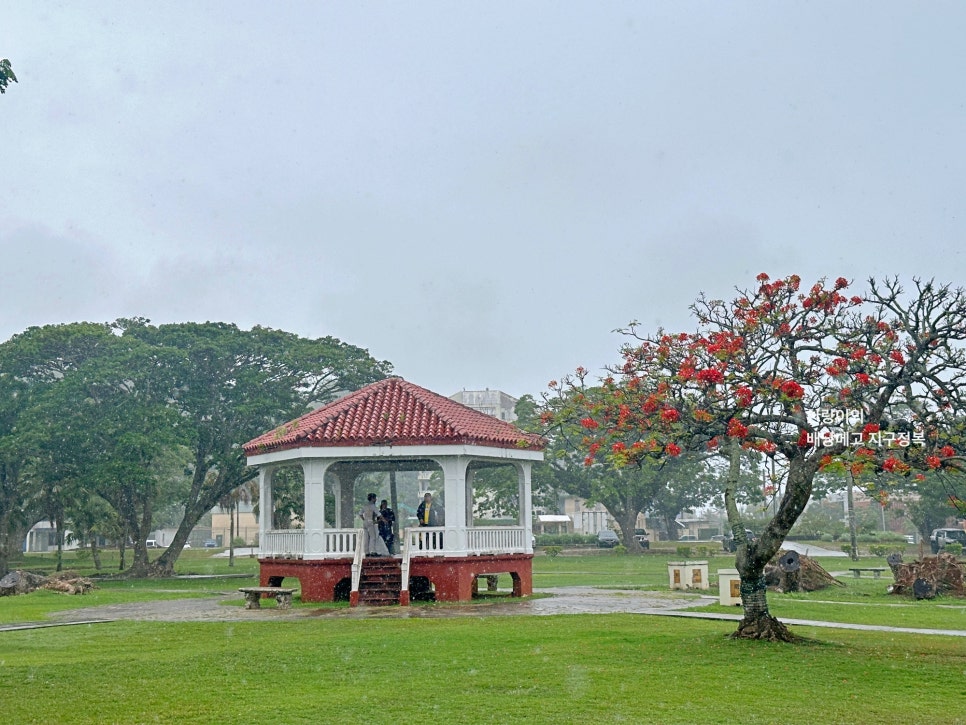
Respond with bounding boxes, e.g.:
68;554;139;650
242;377;545;606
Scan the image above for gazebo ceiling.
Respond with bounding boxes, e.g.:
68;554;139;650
243;377;545;456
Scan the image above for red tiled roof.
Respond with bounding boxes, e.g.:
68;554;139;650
243;377;545;456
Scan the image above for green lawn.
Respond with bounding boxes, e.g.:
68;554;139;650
2;549;965;724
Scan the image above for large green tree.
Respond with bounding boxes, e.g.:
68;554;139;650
546;275;966;641
17;329;183;575
0;323;122;576
0;58;16;94
119;321;391;575
0;320;391;578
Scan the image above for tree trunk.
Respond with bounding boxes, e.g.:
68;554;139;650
846;470;858;561
724;440;804;642
228;500;236;567
90;538;102;571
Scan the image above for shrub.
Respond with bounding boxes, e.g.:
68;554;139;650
676;546;693;558
943;542;963;556
869;544;907;557
613;545;627;555
544;546;562;559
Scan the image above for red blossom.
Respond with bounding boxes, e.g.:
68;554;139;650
696;368;725;385
940;445;956;458
797;430;811;448
780;380;804;399
580;417;599;429
727;419;749;438
851;348;866;360
665;442;681;456
882;457;909;474
660;408;680;423
834;277;849;290
889;350;905;365
927;456;942;469
855;373;871;385
861;423;880;441
612;442;626;452
735;386;753;407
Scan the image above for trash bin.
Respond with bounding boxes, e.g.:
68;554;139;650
718;568;741;606
668;561;686;590
687;560;709;590
668;561;709;590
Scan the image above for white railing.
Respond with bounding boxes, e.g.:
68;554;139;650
403;526;447;556
466;526;527;554
260;530;305;558
260;526;529;558
259;528;360;558
350;530;365;595
400;529;413;598
324;529;360;555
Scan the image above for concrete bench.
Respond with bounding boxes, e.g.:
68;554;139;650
849;567;887;579
239;586;296;609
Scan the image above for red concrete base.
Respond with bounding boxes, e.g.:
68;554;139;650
408;554;533;603
258;553;533;605
258;558;352;602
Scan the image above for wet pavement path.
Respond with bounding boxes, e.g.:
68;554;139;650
33;586;713;625
11;586;966;637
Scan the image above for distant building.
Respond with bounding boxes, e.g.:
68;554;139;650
450;389;518;422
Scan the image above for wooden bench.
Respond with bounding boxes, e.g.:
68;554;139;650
848;567;887;579
239;586;296;609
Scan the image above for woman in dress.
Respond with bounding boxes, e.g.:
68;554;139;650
359;492;390;556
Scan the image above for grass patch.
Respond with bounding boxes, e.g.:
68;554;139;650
4;548;966;723
2;616;965;724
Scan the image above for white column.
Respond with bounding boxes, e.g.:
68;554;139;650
302;460;329;556
329;473;343;528
518;462;533;552
258;467;274;544
465;467;476;528
437;456;470;553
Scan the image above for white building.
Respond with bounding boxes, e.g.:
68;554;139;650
450;389;518;422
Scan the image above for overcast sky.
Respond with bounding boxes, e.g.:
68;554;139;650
3;3;965;400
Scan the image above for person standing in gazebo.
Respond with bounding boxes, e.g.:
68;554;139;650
359;493;389;556
416;492;442;549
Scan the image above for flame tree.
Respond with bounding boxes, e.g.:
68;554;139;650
543;274;966;641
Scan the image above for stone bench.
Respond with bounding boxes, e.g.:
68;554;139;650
848;567;887;579
239;586;296;609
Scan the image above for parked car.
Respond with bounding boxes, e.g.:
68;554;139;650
679;534;698;542
203;539;218;548
929;528;966;554
597;529;620;548
145;539;158;549
633;529;650;550
722;529;757;553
